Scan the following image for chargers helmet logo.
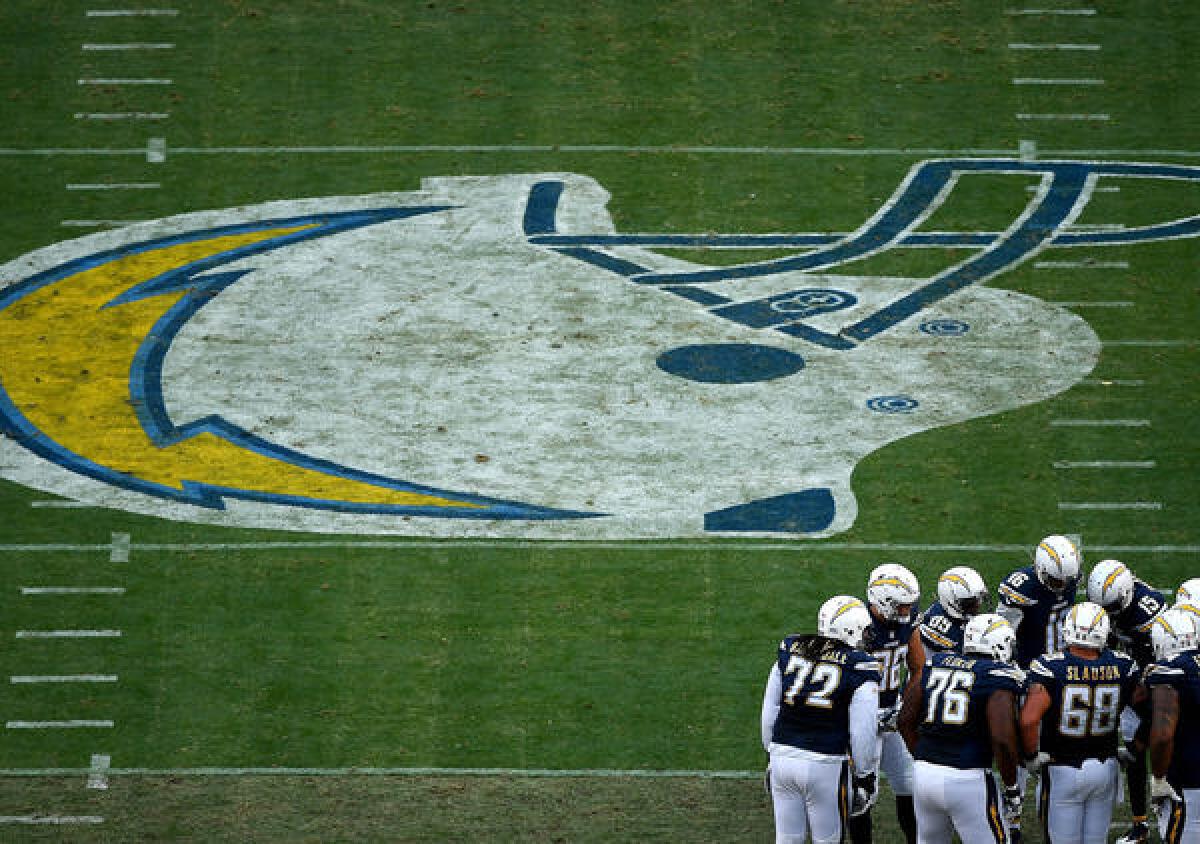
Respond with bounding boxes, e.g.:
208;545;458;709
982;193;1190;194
0;159;1196;537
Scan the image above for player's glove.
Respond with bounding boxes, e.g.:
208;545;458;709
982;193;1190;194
1002;784;1023;828
1151;775;1181;821
1023;751;1051;776
850;772;878;817
877;703;900;732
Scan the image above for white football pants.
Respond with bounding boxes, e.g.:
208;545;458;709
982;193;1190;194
1038;758;1118;844
913;760;1008;844
768;746;848;844
877;730;914;797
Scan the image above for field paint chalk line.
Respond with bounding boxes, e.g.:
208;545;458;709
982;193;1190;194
0;765;761;780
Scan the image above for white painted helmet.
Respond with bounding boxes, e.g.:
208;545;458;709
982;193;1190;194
1177;578;1200;608
1062;601;1111;650
1034;535;1081;594
867;563;921;624
818;595;872;649
963;613;1017;663
1087;559;1135;613
937;566;988;620
1151;607;1200;662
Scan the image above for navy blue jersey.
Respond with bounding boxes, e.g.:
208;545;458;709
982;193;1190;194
915;651;1025;770
1144;651;1200;790
1027;649;1139;765
918;601;967;654
997;564;1078;668
864;611;919;708
771;635;882;755
1107;580;1167;667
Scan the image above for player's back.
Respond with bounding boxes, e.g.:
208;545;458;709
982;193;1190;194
918;601;964;653
915;651;1025;770
1028;649;1139;765
1145;650;1200;789
771;635;882;755
1109;580;1167;667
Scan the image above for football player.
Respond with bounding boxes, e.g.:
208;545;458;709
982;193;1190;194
1087;559;1169;844
1143;607;1200;844
898;613;1025;843
997;535;1081;670
850;564;922;844
1176;578;1200;614
1018;602;1140;844
914;566;989;656
762;595;882;844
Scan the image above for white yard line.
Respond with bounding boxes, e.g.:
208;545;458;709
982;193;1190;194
1053;461;1156;469
74;112;169;120
1012;78;1105;86
1059;501;1163;510
82;43;175;50
20;587;125;595
66;182;160;190
1050;419;1150;427
10;676;119;684
15;630;122;639
1017;113;1110;121
0;816;104;825
1006;8;1097;15
6;721;114;729
86;9;179;16
1008;43;1100;50
1035;260;1129;268
78;78;173;85
0;764;759;779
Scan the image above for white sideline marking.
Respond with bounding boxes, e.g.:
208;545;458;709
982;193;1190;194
10;676;118;684
21;587;125;595
1035;260;1129;268
6;721;114;729
1059;501;1163;511
86;9;179;16
88;755;111;790
78;78;173;85
1012;78;1105;86
74;112;169;120
1006;8;1097;15
59;220;144;228
1051;419;1149;427
1008;43;1100;50
31;500;97;507
15;630;122;639
0;765;761;780
66;182;160;190
82;43;175;50
0;540;1197;553
111;532;131;562
1080;379;1144;386
1017;113;1110;121
0;816;104;825
5;143;1200;157
1054;460;1156;469
1049;301;1133;308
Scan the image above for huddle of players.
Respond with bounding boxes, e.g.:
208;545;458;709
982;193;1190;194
761;535;1200;844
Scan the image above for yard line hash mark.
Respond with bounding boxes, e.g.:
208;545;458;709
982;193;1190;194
1059;501;1164;511
74;112;169;120
0;816;104;825
6;721;114;729
10;676;119;684
21;587;125;595
82;43;175;50
86;8;179;16
78;78;173;85
1051;419;1150;427
15;630;122;639
1008;43;1101;50
1054;461;1156;469
1012;78;1105;86
66;182;160;190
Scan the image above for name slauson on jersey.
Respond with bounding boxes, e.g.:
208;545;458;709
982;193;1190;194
1029;649;1139;765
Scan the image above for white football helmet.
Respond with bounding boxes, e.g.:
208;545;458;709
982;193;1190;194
1034;535;1081;594
818;595;872;649
867;563;920;624
1177;578;1200;607
1087;559;1135;612
1151;607;1200;662
963;613;1017;663
937;566;988;620
1061;601;1111;650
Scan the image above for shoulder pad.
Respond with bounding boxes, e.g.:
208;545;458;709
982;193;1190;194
998;582;1036;607
988;665;1027;686
1029;658;1056;678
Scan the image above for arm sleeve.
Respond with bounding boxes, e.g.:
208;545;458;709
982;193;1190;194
761;663;782;752
849;681;881;775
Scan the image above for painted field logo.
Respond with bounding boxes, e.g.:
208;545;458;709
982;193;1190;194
0;159;1197;537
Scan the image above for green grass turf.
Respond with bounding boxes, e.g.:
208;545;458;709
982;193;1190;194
0;0;1197;840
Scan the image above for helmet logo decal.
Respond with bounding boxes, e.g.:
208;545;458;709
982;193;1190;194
2;161;1199;537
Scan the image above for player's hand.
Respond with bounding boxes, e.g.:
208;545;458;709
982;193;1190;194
1117;742;1138;768
877;704;900;732
1023;751;1051;776
850;772;878;817
1151;775;1181;820
1002;784;1023;827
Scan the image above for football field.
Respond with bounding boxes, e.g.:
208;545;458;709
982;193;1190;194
0;1;1197;840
